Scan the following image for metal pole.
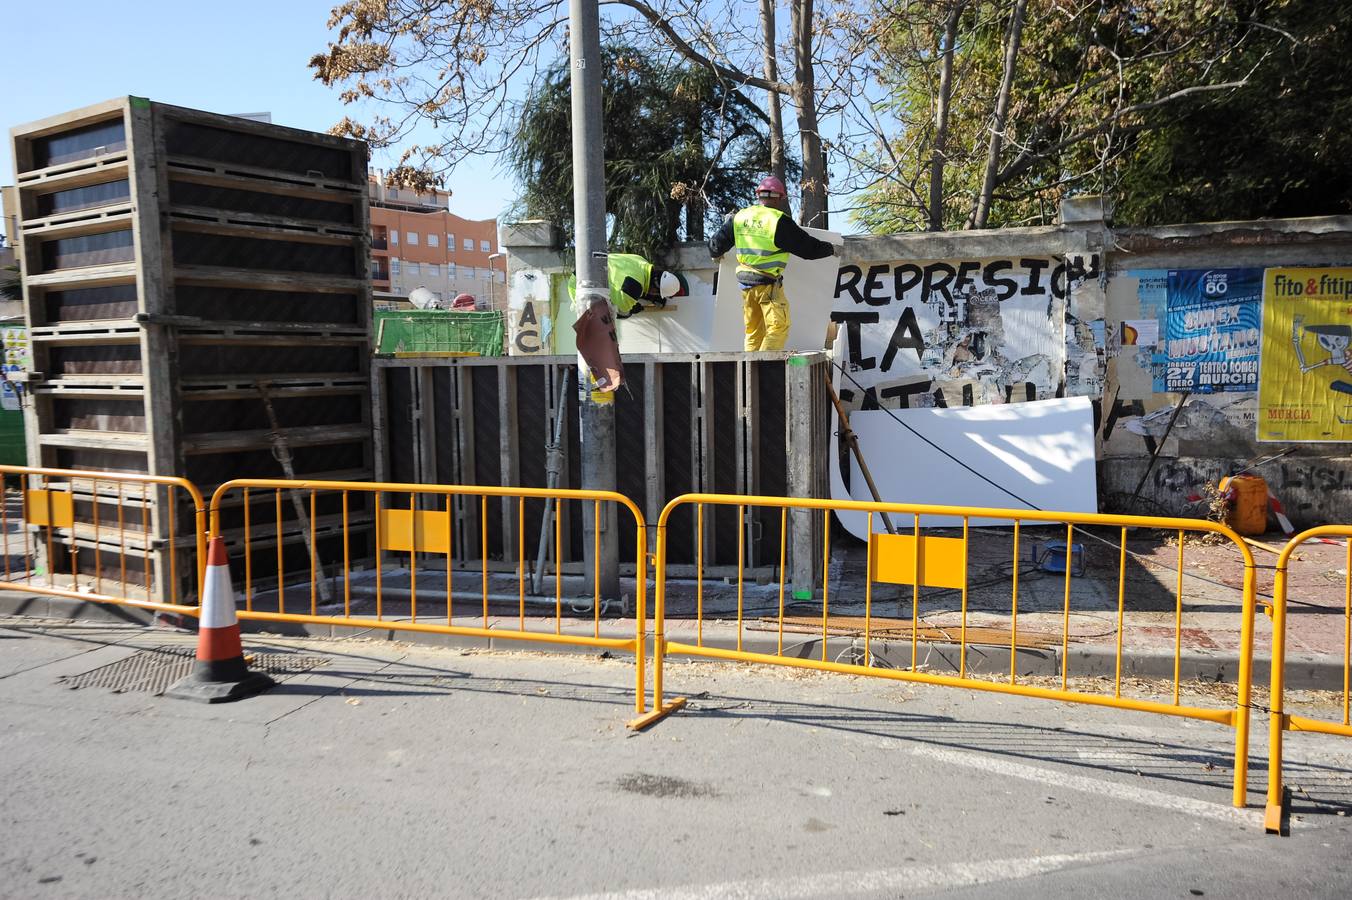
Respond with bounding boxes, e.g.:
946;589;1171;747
823;370;896;535
570;0;619;603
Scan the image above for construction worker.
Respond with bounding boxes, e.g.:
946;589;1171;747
708;176;837;351
568;252;681;318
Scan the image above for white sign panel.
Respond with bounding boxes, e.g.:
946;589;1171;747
829;396;1099;533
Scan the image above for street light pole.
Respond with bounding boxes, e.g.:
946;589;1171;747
487;252;503;308
569;0;619;603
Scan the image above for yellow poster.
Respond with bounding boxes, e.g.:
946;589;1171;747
1257;268;1352;441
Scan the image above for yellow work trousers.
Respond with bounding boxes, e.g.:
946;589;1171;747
742;282;790;351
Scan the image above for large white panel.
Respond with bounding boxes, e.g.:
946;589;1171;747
829;396;1098;534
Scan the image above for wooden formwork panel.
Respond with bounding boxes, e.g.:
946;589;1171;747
10;97;373;602
372;355;829;574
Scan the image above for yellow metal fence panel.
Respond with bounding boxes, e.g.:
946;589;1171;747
1265;524;1352;834
0;465;206;615
644;492;1258;813
209;478;649;718
869;531;966;589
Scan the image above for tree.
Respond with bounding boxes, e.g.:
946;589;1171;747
857;1;1304;232
0;267;19;304
508;45;788;260
1116;0;1352;224
309;0;854;228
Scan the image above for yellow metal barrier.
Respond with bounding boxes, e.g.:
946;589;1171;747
641;493;1259;810
0;464;206;616
1265;525;1352;833
208;478;650;714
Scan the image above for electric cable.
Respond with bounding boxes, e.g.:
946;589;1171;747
828;360;1304;606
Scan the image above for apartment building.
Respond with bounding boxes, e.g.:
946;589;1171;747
368;174;506;309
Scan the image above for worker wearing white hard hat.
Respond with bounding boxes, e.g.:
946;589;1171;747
567;252;682;318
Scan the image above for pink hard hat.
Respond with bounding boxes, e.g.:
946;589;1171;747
756;175;787;198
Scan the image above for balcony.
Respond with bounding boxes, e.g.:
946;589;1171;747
371;237;388;251
371;267;390;283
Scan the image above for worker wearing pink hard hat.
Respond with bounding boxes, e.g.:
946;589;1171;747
708;176;836;351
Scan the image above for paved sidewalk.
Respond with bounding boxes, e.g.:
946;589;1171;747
1;620;1350;898
1;524;1346;692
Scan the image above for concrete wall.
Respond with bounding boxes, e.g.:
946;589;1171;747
503;206;1352;527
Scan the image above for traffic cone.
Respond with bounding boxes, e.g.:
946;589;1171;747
166;537;275;703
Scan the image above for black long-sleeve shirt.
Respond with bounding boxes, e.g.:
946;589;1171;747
708;207;836;285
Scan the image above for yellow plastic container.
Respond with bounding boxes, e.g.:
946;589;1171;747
1219;474;1269;536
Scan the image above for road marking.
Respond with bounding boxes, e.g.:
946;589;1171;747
912;745;1261;826
538;850;1134;900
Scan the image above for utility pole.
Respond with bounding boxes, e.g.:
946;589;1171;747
569;0;620;603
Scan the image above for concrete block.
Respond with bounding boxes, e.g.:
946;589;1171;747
500;220;556;248
1059;194;1113;225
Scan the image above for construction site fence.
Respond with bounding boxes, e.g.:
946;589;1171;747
1265;524;1352;833
5;464;1352;830
643;492;1261;810
0;464;205;616
207;477;649;713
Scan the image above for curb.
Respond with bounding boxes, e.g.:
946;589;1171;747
1;590;1345;691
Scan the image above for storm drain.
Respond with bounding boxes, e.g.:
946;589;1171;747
58;646;329;695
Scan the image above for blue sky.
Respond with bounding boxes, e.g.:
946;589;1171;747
3;0;865;243
1;0;513;239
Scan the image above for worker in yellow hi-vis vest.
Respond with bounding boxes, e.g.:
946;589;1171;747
708;176;836;351
567;253;681;318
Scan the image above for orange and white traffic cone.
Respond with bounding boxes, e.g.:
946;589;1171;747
166;537;275;703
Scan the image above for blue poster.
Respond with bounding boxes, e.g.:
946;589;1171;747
1152;268;1262;393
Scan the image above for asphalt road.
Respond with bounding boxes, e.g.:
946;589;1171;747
1;620;1350;899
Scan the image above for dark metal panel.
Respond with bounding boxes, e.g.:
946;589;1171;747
709;360;739;566
470;367;504;558
162;120;356;181
175;285;363;325
614;365;646;564
661;362;695;565
171;230;356;275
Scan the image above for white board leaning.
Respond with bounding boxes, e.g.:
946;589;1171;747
829;395;1099;534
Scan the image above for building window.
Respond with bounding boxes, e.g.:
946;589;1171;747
389;188;399;199
446;263;456;278
407;231;419;246
390;258;401;275
406;261;420;275
390;231;398;245
480;240;491;252
496;270;505;283
428;234;439;248
428;264;439;276
447;233;455;250
463;237;474;251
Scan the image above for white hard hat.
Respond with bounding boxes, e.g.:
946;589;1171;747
658;270;680;299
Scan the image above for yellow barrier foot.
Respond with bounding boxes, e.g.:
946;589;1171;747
627;697;687;731
1264;798;1287;836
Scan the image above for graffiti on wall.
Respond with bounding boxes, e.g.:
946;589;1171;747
830;254;1103;410
507;269;553;356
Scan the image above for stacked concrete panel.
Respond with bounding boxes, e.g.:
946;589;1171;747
10;97;372;601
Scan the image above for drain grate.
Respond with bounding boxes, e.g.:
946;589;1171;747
58;647;329;695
